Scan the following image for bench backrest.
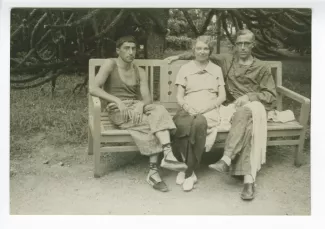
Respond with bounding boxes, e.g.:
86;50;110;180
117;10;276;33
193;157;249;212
89;59;282;110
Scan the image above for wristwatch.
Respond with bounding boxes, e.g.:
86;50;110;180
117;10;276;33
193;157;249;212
181;103;189;111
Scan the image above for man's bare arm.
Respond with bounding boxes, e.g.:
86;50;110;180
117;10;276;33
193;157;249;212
164;51;194;63
89;59;121;104
129;67;152;124
89;59;131;121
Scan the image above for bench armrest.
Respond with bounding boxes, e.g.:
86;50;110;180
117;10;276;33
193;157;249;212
277;86;310;105
277;86;310;127
89;95;101;134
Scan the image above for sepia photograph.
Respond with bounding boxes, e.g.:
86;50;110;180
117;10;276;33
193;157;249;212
8;6;311;215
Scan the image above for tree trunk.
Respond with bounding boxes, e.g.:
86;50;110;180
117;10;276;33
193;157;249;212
146;30;165;59
216;16;222;54
145;9;169;59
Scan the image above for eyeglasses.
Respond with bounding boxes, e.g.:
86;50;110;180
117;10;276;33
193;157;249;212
235;42;253;47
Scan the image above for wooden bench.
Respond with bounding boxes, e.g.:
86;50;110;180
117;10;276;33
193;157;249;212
88;59;311;178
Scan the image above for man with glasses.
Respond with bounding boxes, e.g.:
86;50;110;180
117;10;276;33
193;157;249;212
165;29;277;200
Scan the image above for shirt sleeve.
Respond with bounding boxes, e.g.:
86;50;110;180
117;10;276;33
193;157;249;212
246;65;277;110
175;66;187;87
217;67;225;87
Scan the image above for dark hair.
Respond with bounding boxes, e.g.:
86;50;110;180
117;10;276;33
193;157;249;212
235;29;255;42
116;35;137;48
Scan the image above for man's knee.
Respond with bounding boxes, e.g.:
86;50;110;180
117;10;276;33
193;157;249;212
154;104;166;111
144;104;167;114
233;106;252;121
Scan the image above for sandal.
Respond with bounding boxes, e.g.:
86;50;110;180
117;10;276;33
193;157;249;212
146;163;169;192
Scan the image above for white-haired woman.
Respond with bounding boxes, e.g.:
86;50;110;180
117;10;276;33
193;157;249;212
171;36;226;191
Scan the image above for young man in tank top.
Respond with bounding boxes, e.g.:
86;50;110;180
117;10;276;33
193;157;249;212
90;36;187;192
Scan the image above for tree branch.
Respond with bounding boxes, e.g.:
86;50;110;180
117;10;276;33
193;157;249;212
232;9;272;29
181;9;199;37
229;11;239;31
288;9;311;18
44;9;101;29
199;9;216;35
269;17;311;35
11;68;67;90
11;69;50;83
30;13;48;48
221;12;235;45
283;11;309;28
85;9;126;42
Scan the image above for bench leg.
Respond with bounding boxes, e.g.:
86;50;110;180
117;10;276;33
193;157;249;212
93;134;102;178
294;138;305;167
88;127;93;155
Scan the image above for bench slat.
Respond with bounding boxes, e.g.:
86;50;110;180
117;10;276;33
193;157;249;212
100;146;138;153
267;140;300;146
213;139;300;148
100;120;303;136
267;121;302;130
267;129;302;137
101;135;133;143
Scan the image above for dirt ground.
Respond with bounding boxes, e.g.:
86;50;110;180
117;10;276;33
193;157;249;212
10;133;310;215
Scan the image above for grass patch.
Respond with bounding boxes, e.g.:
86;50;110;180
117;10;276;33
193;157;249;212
10;74;88;157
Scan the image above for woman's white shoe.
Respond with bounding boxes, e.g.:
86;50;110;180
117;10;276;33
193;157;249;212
176;172;185;185
182;173;198;191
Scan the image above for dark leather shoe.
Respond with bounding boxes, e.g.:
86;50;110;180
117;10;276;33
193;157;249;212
241;183;255;200
147;174;169;192
151;180;169;192
208;160;230;173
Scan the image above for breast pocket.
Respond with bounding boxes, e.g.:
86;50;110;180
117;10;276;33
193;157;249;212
244;69;259;84
238;73;258;86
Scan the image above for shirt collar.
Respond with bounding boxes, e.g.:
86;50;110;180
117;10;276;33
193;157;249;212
233;55;256;66
187;60;215;75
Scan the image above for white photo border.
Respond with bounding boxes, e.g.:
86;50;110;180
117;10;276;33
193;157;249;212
1;0;324;229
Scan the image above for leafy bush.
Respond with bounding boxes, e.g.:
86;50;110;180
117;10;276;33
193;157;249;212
166;36;193;50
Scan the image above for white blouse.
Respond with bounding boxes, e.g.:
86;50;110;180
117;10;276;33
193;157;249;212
175;60;225;112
